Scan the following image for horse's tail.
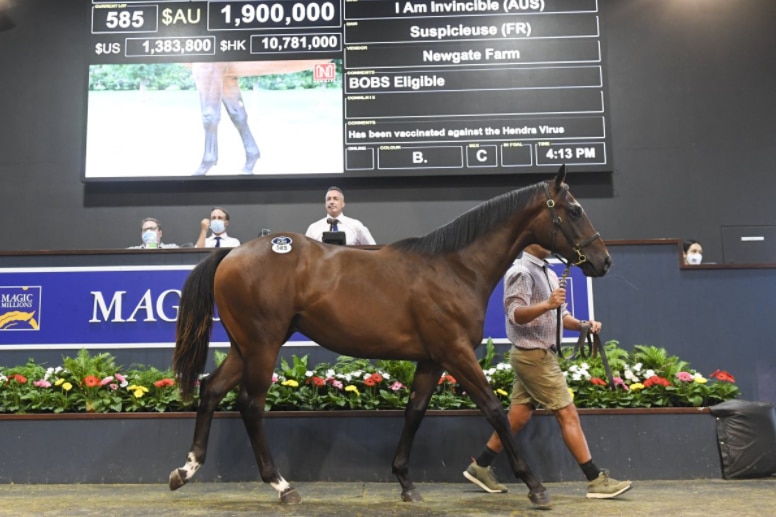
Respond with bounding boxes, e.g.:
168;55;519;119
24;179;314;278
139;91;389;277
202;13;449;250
173;248;233;400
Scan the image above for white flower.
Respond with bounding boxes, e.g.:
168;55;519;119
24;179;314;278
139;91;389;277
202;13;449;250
325;369;335;378
645;369;656;378
624;369;639;382
633;362;643;372
305;371;313;378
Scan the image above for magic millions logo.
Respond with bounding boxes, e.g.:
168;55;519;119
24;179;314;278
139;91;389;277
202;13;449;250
0;286;42;330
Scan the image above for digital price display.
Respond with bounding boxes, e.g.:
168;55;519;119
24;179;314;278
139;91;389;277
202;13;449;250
85;0;612;180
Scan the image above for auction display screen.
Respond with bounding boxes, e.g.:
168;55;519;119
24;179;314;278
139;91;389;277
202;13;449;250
84;0;611;180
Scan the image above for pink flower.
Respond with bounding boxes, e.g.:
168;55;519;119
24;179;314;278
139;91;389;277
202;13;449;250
676;371;694;382
390;381;405;391
114;373;128;387
329;379;343;390
272;373;279;383
613;377;629;390
101;376;114;386
33;379;52;388
109;383;118;391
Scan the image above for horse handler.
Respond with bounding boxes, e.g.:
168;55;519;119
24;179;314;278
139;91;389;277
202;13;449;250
464;244;632;501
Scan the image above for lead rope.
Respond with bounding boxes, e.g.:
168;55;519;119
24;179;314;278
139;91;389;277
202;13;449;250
550;263;571;359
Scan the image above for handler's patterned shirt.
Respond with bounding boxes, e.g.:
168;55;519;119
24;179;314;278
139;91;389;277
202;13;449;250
504;252;570;350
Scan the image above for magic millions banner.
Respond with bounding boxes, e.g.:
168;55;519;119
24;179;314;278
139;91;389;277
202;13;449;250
0;264;592;349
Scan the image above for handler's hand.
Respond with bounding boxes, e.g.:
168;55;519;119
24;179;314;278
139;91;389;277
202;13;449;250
200;218;210;232
546;287;566;310
588;319;602;334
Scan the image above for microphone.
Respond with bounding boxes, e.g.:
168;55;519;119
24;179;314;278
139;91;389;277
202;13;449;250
327;218;339;232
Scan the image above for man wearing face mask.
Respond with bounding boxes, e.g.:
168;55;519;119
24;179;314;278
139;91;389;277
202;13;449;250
683;239;703;265
128;218;179;249
195;207;241;248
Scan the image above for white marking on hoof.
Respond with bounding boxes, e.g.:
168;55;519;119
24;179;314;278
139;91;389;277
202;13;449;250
181;452;201;479
271;476;292;496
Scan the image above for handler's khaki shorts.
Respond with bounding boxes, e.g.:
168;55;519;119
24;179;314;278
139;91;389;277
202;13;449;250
509;347;573;411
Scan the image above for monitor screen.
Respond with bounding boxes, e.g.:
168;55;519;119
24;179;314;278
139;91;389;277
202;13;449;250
83;0;612;181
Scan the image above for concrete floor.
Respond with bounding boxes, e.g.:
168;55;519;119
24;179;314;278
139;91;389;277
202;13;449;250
0;479;774;516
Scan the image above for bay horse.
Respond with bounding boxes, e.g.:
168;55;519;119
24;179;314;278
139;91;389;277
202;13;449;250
169;166;611;508
190;60;330;176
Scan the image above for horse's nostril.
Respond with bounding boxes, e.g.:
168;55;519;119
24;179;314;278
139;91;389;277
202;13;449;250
604;256;613;271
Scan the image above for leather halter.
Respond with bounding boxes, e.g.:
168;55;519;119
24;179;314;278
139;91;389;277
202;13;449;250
541;182;601;269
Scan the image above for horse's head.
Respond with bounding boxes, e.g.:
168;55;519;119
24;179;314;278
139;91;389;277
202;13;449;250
534;166;612;277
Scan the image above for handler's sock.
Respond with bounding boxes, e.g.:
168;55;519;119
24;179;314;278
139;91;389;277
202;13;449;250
580;460;601;481
475;446;499;467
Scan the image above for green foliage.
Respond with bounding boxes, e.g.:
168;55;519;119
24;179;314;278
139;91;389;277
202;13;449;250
88;62;343;92
0;342;741;414
561;340;741;409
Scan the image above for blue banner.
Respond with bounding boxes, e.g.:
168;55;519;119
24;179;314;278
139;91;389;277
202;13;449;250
0;263;592;349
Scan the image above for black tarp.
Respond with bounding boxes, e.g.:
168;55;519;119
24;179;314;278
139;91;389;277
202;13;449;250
710;400;776;479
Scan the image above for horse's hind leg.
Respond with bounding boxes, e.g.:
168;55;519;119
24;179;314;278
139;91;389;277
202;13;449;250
392;360;444;502
236;349;300;504
169;350;242;490
221;76;259;175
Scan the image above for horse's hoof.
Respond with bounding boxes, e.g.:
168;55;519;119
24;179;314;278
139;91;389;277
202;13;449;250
168;468;187;491
401;489;424;502
279;487;302;504
528;488;552;509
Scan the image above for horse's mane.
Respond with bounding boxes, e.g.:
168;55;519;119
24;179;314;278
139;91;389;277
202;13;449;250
390;182;544;255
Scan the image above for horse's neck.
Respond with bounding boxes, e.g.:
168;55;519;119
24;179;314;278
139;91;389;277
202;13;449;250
455;198;544;296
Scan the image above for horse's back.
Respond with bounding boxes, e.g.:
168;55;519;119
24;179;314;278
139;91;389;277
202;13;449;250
213;235;438;359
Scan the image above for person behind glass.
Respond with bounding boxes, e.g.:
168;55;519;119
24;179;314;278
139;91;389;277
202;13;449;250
463;244;632;501
304;186;376;245
683;239;703;265
128;218;179;249
195;207;241;248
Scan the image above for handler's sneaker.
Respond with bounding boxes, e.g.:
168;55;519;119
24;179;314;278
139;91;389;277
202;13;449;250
463;461;508;493
586;470;632;499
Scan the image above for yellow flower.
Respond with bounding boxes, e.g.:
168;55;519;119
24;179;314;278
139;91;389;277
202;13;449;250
128;384;149;398
693;376;708;384
345;385;360;395
495;388;508;397
55;378;65;387
281;379;299;388
629;382;645;391
62;382;73;392
567;387;575;400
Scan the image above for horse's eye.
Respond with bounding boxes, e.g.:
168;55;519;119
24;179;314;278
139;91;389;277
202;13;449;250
569;205;582;219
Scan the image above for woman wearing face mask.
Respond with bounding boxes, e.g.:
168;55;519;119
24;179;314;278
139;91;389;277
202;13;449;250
683;239;703;265
195;207;241;248
128;218;179;249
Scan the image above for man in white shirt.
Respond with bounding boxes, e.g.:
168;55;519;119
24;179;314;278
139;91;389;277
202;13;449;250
305;186;376;245
195;207;241;248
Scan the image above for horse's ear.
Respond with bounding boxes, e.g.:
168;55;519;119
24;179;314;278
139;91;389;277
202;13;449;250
554;164;567;189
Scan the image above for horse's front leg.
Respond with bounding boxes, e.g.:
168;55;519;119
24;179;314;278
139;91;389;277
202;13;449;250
169;351;242;490
392;360;444;503
221;77;259;175
191;64;224;176
443;351;551;508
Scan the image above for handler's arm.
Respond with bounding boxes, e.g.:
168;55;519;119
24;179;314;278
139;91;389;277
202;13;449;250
512;287;566;324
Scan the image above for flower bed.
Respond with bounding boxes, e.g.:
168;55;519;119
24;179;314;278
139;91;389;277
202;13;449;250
0;340;739;414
